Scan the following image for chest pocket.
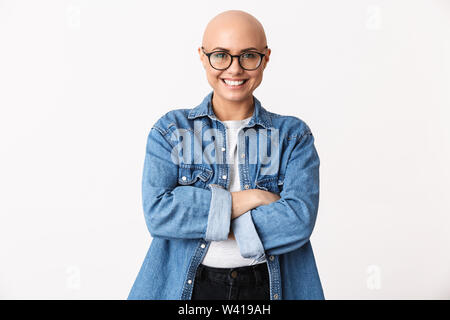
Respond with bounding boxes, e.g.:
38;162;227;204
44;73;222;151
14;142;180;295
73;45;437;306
178;164;213;189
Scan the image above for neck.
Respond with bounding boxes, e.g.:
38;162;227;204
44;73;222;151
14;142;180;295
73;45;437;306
211;92;254;121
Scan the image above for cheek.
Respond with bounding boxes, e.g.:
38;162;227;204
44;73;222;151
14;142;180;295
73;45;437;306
248;72;263;86
206;70;222;83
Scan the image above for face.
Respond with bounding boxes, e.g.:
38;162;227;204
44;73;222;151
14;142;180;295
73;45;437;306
199;45;270;103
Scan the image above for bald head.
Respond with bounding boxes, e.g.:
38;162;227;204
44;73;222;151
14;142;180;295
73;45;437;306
202;10;267;51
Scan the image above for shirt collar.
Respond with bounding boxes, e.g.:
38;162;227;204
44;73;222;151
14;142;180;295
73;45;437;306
187;90;272;129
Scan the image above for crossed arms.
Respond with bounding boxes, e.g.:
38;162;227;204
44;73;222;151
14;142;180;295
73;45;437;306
142;125;320;258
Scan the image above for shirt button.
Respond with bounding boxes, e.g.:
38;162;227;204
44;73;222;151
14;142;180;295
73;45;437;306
241;153;245;158
273;293;279;299
269;255;275;261
181;176;187;181
230;271;238;279
221;147;226;152
200;243;206;249
222;175;227;180
244;184;249;189
187;279;192;285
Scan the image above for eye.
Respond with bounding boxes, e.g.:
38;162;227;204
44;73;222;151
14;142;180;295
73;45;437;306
212;52;228;59
241;52;257;59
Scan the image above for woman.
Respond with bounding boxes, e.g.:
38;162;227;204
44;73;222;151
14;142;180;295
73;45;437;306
128;10;324;300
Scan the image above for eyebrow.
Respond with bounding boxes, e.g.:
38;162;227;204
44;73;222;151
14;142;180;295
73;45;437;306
211;47;263;52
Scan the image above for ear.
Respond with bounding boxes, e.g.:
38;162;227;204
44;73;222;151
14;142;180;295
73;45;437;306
262;48;271;70
198;47;207;69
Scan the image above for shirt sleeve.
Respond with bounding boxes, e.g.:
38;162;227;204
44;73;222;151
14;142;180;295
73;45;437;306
142;126;232;241
232;210;266;260
233;129;320;258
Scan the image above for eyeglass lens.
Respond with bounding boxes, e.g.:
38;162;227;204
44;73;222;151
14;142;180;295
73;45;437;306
209;52;262;70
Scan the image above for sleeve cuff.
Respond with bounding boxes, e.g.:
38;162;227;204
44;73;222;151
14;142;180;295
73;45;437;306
232;210;266;260
205;184;232;241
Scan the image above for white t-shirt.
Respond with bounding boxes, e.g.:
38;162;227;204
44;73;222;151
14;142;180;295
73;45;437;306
201;116;267;268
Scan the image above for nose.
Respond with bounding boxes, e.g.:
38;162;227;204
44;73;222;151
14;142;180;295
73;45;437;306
227;55;244;73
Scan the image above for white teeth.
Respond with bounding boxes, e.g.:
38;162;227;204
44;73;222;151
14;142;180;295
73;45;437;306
223;79;245;86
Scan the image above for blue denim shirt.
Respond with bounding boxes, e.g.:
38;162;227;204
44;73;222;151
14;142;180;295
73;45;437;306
127;91;325;300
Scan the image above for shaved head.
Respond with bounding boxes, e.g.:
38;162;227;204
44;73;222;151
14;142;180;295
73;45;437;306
202;10;267;50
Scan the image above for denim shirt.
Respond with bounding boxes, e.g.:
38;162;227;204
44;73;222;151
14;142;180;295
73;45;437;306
127;91;325;300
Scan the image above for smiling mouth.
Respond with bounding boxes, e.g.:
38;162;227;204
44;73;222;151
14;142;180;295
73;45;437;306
221;79;248;87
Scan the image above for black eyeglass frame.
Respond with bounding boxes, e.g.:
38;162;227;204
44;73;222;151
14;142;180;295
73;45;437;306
201;46;268;71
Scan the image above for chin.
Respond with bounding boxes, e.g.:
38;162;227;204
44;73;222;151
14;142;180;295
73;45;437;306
222;92;248;101
215;86;251;102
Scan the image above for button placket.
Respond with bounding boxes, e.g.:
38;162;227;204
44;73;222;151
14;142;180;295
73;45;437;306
221;124;228;188
237;129;250;191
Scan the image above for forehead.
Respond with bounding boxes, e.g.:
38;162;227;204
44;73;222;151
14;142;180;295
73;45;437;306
203;23;266;52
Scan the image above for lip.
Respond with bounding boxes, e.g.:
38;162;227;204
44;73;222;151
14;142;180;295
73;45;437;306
221;78;248;89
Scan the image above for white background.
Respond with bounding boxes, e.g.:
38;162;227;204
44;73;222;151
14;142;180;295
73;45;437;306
0;0;449;299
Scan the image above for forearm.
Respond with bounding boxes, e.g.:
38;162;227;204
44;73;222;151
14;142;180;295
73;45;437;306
229;189;280;240
230;189;263;220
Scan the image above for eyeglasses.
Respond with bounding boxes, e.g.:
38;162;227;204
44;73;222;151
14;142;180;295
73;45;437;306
201;46;268;71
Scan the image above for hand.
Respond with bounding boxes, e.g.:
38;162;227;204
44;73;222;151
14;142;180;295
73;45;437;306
230;189;281;220
228;190;280;241
231;189;262;220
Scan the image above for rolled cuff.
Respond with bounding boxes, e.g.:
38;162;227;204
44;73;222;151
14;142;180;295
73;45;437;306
232;210;266;260
205;184;232;241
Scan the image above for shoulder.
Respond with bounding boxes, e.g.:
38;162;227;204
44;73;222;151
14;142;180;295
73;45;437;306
151;108;191;135
265;109;313;140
